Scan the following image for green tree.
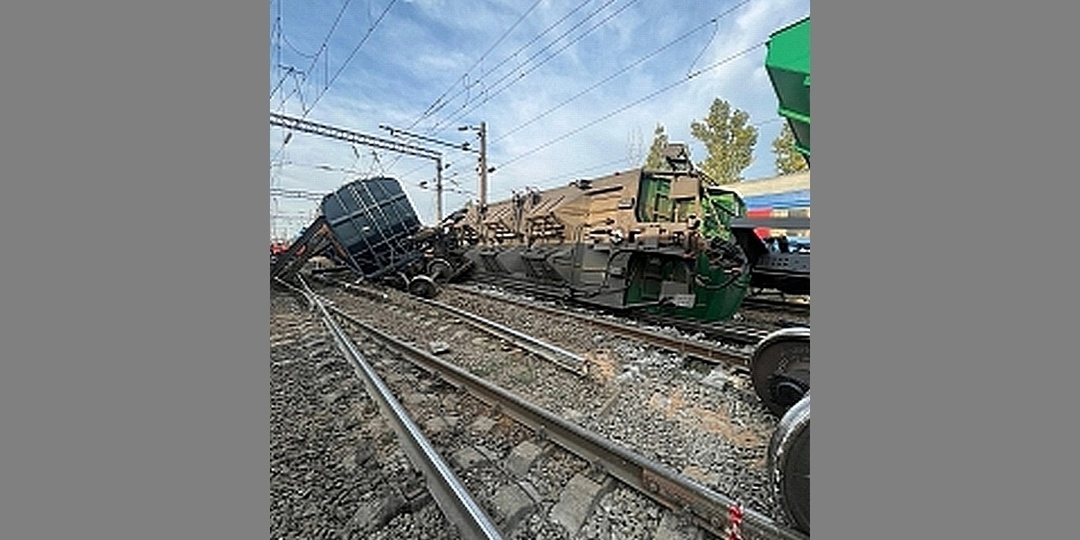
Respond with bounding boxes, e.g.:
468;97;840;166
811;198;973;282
643;123;669;169
689;98;758;184
772;122;809;175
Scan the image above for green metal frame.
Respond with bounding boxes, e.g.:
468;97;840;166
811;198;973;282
766;17;810;160
624;178;751;322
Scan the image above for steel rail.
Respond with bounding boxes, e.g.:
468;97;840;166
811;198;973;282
636;313;772;345
279;277;505;540
459;275;772;345
417;297;587;374
317;289;808;540
330;279;588;376
449;284;754;367
742;296;811;316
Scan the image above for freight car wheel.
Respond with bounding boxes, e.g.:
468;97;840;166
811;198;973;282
407;275;438;299
427;258;453;283
768;394;809;534
387;272;410;291
750;328;810;417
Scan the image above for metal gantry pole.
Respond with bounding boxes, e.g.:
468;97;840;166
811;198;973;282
435;155;443;223
479;121;488;213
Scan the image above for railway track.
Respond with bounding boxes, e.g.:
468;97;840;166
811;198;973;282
303;278;504;539
278;278;808;540
307;276;804;529
443;282;755;368
740;296;810;317
454;275;779;347
330;278;588;376
317;274;777;422
318;275;762;400
271;290;459;539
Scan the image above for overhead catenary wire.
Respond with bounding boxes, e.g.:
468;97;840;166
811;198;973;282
273;0;354;104
397;1;764;185
413;0;596;132
492;0;753;145
495;41;767;171
487;156;630;200
427;0;635;135
384;0;595;175
305;0;397;115
386;0;633;176
487;115;785;200
395;10;804;208
409;0;545;130
272;0;397;168
282;33;319;60
271;0;356;166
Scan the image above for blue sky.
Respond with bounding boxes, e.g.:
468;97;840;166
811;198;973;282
270;0;810;238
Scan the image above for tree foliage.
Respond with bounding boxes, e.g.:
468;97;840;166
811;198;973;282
643;123;669;169
772;122;809;175
690;98;758;184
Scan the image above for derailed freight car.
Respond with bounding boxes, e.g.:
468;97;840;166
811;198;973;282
271;176;463;298
451;144;754;323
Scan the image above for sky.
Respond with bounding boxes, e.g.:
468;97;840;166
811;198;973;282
270;0;810;239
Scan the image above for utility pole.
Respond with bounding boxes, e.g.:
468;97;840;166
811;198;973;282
479;121;488;213
459;122;491;237
435;155;443;223
379;123;475;224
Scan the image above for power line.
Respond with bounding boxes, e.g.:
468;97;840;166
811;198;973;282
385;0;591;176
273;0;353;104
485;117;790;202
304;0;398;116
272;0;398;168
487;155;631;200
270;65;299;102
271;160;371;176
429;0;631;134
489;117;784;199
415;0;595;133
270;111;452;221
271;0;361;163
379;124;476;154
385;0;627;176
282;33;318;59
496;41;767;170
410;0;545;130
492;0;753;145
273;1;282;102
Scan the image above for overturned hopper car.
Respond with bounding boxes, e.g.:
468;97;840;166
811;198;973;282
270;176;462;297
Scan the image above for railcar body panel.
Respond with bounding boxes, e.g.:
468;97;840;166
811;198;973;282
454;162;753;321
766;17;810;160
320;176;423;280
